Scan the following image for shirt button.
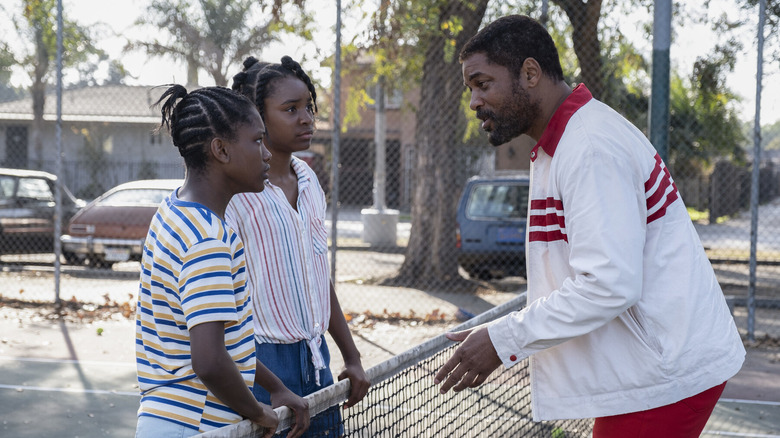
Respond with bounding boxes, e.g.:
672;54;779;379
509;355;517;362
530;151;536;159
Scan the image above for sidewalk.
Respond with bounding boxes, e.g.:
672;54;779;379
0;287;779;437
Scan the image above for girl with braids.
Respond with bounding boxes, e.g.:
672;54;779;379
227;56;370;437
135;84;310;437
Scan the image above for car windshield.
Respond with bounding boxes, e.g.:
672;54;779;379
466;183;529;220
17;178;53;201
98;188;172;206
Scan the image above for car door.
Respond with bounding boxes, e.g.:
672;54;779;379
0;176;56;251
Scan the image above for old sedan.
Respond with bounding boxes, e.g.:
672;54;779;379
61;179;182;268
0;167;85;255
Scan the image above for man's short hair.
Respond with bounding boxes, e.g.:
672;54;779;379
460;15;564;82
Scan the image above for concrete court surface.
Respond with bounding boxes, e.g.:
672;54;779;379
0;303;778;437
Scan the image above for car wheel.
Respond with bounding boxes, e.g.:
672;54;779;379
87;256;114;269
466;268;492;281
477;270;494;281
63;251;81;265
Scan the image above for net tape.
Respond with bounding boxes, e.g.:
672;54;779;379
197;292;593;437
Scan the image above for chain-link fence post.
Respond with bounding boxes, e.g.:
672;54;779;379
748;0;768;342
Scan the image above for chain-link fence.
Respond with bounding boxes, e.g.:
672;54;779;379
0;2;778;346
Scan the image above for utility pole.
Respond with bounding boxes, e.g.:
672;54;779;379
361;0;399;247
649;0;671;162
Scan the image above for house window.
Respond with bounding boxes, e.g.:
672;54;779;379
367;81;403;109
103;136;114;154
149;132;163;145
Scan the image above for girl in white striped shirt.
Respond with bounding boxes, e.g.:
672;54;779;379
228;56;370;437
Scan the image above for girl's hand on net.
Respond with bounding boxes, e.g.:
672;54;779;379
270;389;310;438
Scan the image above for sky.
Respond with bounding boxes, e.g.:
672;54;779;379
2;0;778;125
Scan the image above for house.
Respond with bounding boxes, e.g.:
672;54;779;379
331;60;532;210
0;84;336;200
0;85;184;198
0;79;531;205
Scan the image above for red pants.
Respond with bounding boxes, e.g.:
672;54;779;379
593;381;727;438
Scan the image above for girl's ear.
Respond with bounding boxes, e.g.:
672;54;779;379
210;137;231;164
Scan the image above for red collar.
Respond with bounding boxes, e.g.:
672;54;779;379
530;83;592;161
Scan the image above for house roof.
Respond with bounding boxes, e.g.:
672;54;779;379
0;84;342;135
0;85;166;124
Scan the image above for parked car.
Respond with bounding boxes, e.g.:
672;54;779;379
456;171;530;280
61;179;182;268
0;168;85;255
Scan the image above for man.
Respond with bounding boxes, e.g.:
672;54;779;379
434;15;745;436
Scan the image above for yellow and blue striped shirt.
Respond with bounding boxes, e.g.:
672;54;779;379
135;189;255;432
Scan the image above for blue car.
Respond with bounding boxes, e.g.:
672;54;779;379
456;172;529;280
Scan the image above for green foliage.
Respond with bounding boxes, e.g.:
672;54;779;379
740;0;780;63
0;42;23;100
760;119;780;150
16;0;105;80
340;0;474;130
668;42;746;176
599;33;650;128
1;0;124;90
461;87;481;142
342;85;372;133
129;0;312;86
687;206;709;223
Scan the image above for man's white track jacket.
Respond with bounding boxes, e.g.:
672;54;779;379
487;84;745;421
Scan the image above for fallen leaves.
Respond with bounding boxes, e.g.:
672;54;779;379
0;293;136;325
344;308;450;329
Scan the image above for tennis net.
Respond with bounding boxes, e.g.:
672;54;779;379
197;293;594;437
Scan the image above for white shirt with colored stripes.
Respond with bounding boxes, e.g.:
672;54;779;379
225;156;331;381
135;190;255;432
487;84;745;421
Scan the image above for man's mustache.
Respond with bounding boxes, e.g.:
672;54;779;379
476;109;495;121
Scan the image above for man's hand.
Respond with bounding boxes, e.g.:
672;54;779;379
338;361;370;409
434;326;503;394
269;388;310;438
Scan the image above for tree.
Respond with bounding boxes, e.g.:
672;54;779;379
550;0;605;98
0;42;23;101
668;42;746;176
8;0;103;168
740;0;780;64
347;0;642;288
128;0;311;87
345;0;745;289
346;0;488;289
761;119;780;150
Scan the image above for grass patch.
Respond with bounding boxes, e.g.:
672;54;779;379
705;248;780;261
687;207;732;224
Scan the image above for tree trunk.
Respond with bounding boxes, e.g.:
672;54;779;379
553;0;604;99
393;0;488;289
186;55;199;88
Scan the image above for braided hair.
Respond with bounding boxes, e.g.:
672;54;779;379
154;85;257;172
231;55;318;119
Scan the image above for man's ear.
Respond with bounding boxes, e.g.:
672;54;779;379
210;137;231;164
522;58;542;88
